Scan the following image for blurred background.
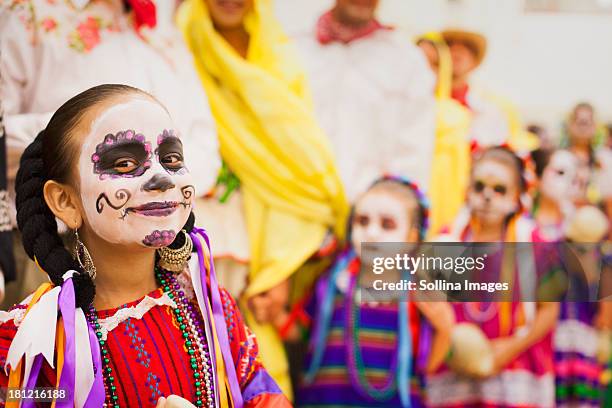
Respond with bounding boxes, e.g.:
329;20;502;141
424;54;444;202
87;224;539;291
277;0;612;136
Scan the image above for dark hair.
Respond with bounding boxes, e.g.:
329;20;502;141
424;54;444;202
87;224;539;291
473;146;527;192
530;148;554;178
15;84;194;309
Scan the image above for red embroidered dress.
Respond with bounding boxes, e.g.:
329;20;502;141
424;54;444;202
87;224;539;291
0;280;290;407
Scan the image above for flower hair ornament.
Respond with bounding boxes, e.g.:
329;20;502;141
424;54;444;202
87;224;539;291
4;229;244;408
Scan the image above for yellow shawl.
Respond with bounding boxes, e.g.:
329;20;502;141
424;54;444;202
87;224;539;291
419;32;472;236
178;0;348;398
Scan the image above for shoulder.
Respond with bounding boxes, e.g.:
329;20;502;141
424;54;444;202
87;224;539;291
0;303;28;372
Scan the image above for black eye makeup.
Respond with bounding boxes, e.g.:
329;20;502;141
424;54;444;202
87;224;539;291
156;129;186;173
91;130;152;179
473;180;508;196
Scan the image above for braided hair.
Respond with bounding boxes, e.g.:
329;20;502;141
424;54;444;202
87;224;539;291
15;84;196;309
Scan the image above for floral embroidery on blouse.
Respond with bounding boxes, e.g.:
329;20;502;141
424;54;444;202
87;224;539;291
40;16;57;31
2;0;36;40
3;1;125;51
68;16;103;52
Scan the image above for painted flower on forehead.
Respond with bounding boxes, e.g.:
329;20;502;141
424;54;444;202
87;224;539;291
157;129;176;145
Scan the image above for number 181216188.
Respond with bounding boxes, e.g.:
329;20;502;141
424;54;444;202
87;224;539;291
2;387;67;402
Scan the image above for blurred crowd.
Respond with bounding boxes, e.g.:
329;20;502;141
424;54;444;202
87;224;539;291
1;0;611;407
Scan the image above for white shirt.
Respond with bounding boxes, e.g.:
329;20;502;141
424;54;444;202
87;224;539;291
292;25;436;201
465;88;510;147
0;0;220;226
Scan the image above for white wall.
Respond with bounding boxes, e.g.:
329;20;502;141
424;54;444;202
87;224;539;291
275;0;612;134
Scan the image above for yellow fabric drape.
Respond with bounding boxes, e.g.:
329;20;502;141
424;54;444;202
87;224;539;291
178;0;348;397
419;33;472;236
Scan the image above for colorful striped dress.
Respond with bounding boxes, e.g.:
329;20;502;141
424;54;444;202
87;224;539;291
296;254;424;408
554;302;604;407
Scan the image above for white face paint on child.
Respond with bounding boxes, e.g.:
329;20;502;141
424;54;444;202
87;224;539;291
78;98;195;248
468;160;519;226
541;150;579;205
351;190;415;259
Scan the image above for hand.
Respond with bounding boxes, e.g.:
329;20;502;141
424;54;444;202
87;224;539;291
415;301;455;334
490;336;520;375
157;395;197;408
248;279;290;324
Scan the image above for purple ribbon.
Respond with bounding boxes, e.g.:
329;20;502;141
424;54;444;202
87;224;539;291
191;227;244;408
21;355;43;408
190;232;218;396
57;277;76;408
83;319;105;407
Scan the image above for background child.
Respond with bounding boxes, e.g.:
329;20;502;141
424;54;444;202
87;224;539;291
272;176;454;407
427;146;560;408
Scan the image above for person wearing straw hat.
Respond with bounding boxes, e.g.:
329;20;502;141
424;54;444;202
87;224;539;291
291;0;436;202
442;29;537;152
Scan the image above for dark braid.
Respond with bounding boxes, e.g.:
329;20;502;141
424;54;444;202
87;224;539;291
14;84;158;308
16;130;95;307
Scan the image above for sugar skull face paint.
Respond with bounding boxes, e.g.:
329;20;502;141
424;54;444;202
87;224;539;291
468;160;520;226
78;99;195;248
351;190;414;259
540;150;579;205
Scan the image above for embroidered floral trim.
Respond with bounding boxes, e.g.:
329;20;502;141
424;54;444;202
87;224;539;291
0;307;27;327
98;293;176;340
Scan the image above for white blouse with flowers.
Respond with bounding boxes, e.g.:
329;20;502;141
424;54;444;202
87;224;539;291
0;0;221;226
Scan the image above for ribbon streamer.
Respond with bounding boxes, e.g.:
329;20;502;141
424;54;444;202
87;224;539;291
191;227;244;408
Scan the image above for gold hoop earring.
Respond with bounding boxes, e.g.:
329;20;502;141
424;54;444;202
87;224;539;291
74;229;97;280
157;230;193;273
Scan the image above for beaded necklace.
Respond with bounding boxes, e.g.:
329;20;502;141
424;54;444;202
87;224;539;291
345;267;401;401
85;267;215;407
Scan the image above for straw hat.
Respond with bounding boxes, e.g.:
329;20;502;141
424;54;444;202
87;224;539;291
441;29;488;67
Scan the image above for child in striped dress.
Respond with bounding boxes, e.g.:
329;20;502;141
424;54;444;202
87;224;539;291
276;176;454;407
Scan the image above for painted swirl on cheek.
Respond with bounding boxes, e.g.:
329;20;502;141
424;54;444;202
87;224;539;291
142;229;176;247
180;185;195;208
95;189;132;215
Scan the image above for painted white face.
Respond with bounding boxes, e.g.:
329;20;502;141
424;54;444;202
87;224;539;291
468;160;519;226
540;150;579;204
351;190;414;258
78;99;195;248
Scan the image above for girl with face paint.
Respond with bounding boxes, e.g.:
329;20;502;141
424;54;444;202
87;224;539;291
426;146;560;408
277;176;454;408
1;85;291;408
530;148;580;242
530;148;612;407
